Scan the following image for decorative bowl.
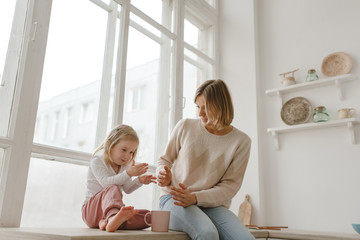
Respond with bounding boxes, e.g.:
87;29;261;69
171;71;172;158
280;97;312;125
321;52;352;77
352;224;360;235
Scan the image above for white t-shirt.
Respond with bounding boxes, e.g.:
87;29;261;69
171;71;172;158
84;155;142;203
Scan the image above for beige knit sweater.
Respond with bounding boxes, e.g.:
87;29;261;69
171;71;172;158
157;118;251;209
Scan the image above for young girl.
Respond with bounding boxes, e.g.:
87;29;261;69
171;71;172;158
82;125;156;232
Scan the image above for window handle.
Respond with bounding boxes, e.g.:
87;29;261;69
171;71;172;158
31;22;38;41
0;73;4;87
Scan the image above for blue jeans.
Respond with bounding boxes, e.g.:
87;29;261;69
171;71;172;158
159;194;255;240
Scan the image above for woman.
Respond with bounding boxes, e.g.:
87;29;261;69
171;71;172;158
156;79;254;240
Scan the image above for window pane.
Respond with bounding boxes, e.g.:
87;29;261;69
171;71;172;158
204;0;216;8
130;0;169;30
184;17;214;59
183;61;200;119
183;58;214;120
21;158;88;227
123;26;161;167
0;1;20;137
184;19;198;47
34;0;108;152
184;48;214;76
0;2;16;83
130;13;162;43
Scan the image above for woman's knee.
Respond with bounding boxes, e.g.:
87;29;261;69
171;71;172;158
159;194;173;209
194;225;219;240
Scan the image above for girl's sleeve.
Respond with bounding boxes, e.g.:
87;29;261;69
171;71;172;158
122;167;143;194
90;156;131;187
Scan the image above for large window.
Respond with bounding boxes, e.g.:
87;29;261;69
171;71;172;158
0;0;218;228
33;0;107;152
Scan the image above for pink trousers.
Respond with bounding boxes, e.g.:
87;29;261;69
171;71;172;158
82;184;150;230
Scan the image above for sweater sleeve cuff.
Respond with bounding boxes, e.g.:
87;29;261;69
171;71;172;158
194;192;202;205
134;177;142;185
194;191;210;207
124;171;131;180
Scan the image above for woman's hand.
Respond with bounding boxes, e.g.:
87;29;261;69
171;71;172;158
138;174;157;184
126;160;148;177
170;183;197;207
157;166;172;187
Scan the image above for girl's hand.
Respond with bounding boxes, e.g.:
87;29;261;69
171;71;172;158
138;174;157;184
170;183;197;207
157;166;172;187
126;160;149;177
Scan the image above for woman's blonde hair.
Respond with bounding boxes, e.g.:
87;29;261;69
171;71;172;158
93;124;139;166
194;79;234;129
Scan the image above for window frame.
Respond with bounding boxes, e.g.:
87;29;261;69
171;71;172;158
0;0;219;227
0;0;53;227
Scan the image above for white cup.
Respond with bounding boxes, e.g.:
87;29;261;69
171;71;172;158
144;210;170;232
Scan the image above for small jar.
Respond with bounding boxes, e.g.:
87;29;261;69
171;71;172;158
313;106;329;122
306;69;319;82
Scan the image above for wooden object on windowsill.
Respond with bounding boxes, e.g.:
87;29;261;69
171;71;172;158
238;194;252;225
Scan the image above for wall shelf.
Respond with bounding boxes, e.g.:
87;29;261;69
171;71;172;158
267;118;359;150
265;73;356;103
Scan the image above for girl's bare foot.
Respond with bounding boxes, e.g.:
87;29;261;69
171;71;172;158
106;206;138;232
99;219;106;230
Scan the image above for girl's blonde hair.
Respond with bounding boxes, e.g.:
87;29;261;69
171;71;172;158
194;79;234;130
93;124;139;166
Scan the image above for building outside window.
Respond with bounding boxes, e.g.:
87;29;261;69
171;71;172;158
127;86;145;112
63;107;73;139
41;115;49;141
50;111;61;141
0;0;219;228
80;102;94;124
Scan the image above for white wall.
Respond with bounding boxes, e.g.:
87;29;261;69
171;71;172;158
220;0;360;234
219;0;262;225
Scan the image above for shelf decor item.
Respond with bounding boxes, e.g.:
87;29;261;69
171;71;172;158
281;97;312;125
313;106;330;122
353;224;360;235
306;69;319;82
321;52;352;77
338;108;355;119
279;69;299;86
